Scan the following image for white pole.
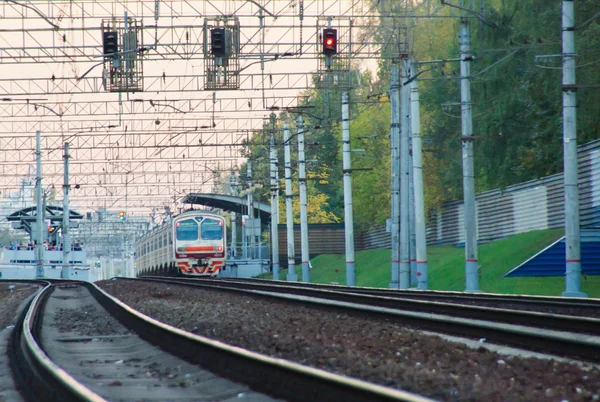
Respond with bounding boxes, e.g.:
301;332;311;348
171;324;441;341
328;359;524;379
247;161;254;259
460;17;479;292
342;91;356;286
230;172;237;258
62;143;71;279
407;61;417;287
410;60;429;289
562;0;585;297
270;136;280;280
35;130;44;279
399;58;411;289
389;63;401;289
298;114;311;282
284;124;298;281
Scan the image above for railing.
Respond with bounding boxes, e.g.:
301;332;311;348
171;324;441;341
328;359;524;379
2;249;87;264
228;242;270;261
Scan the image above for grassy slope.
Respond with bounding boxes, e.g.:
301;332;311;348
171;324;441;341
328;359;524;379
271;229;600;298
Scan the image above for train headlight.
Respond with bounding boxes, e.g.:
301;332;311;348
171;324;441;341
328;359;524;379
177;247;185;253
217;246;223;252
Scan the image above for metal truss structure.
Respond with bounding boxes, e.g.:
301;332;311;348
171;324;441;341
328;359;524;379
0;0;411;221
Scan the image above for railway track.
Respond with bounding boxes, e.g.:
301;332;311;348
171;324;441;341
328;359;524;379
139;276;600;362
7;280;431;402
223;277;600;316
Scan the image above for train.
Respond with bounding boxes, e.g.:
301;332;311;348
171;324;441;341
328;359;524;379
135;210;227;277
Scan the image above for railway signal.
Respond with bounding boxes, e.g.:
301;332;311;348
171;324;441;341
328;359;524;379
102;31;119;56
119;211;125;221
322;28;337;56
210;27;227;57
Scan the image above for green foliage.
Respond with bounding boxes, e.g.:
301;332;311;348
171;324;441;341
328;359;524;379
242;0;600;232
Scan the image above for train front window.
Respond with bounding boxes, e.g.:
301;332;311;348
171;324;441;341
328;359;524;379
176;219;198;241
201;219;223;240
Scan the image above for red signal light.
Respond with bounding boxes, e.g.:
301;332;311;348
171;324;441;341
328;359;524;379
323;28;337;56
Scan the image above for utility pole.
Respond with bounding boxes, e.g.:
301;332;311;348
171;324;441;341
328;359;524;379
35;130;44;279
342;91;356;286
62;142;71;279
399;58;411;289
460;16;479;292
562;0;586;297
297;113;310;282
229;172;237;258
408;60;417;287
269;135;280;280
283;123;298;281
247;161;254;259
410;60;429;289
389;63;401;289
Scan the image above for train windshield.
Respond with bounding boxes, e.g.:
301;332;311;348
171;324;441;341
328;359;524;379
176;219;198;241
201;218;223;240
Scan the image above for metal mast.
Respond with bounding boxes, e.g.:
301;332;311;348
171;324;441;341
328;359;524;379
561;0;585;297
35;130;44;279
399;58;411;289
460;16;479;292
284;123;298;281
410;60;428;289
247;161;254;259
297;113;311;282
230;172;238;258
389;63;401;289
342;91;356;286
62;142;71;279
269;135;280;280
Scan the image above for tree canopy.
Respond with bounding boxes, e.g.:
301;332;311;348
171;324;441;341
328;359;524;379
238;1;600;233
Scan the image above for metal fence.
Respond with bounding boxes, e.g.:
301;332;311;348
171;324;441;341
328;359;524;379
361;139;600;249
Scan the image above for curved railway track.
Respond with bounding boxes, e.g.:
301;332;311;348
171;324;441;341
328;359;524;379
7;280;431;402
139;276;600;362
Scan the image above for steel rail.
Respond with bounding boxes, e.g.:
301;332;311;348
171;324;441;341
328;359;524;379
223;277;600;309
84;281;432;402
134;277;600;362
140;277;600;333
8;281;106;402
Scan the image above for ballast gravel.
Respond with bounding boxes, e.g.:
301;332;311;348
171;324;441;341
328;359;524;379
0;283;37;329
97;279;600;402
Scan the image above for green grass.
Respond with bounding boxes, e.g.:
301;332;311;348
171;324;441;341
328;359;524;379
263;229;600;298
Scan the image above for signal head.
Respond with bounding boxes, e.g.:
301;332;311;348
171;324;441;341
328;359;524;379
102;31;119;56
322;28;338;56
210;27;227;57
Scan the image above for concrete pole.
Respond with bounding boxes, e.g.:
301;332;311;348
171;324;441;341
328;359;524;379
407;61;417;287
342;91;356;286
247;161;254;259
399;58;411;289
62;143;71;279
410;60;429;290
35;130;44;279
562;0;585;297
284;124;298;281
460;17;479;292
297;114;311;282
389;63;401;289
270;135;280;280
229;172;237;258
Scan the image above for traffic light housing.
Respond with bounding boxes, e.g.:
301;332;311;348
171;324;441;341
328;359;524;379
323;28;337;56
119;211;125;221
103;31;119;56
210;27;227;57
